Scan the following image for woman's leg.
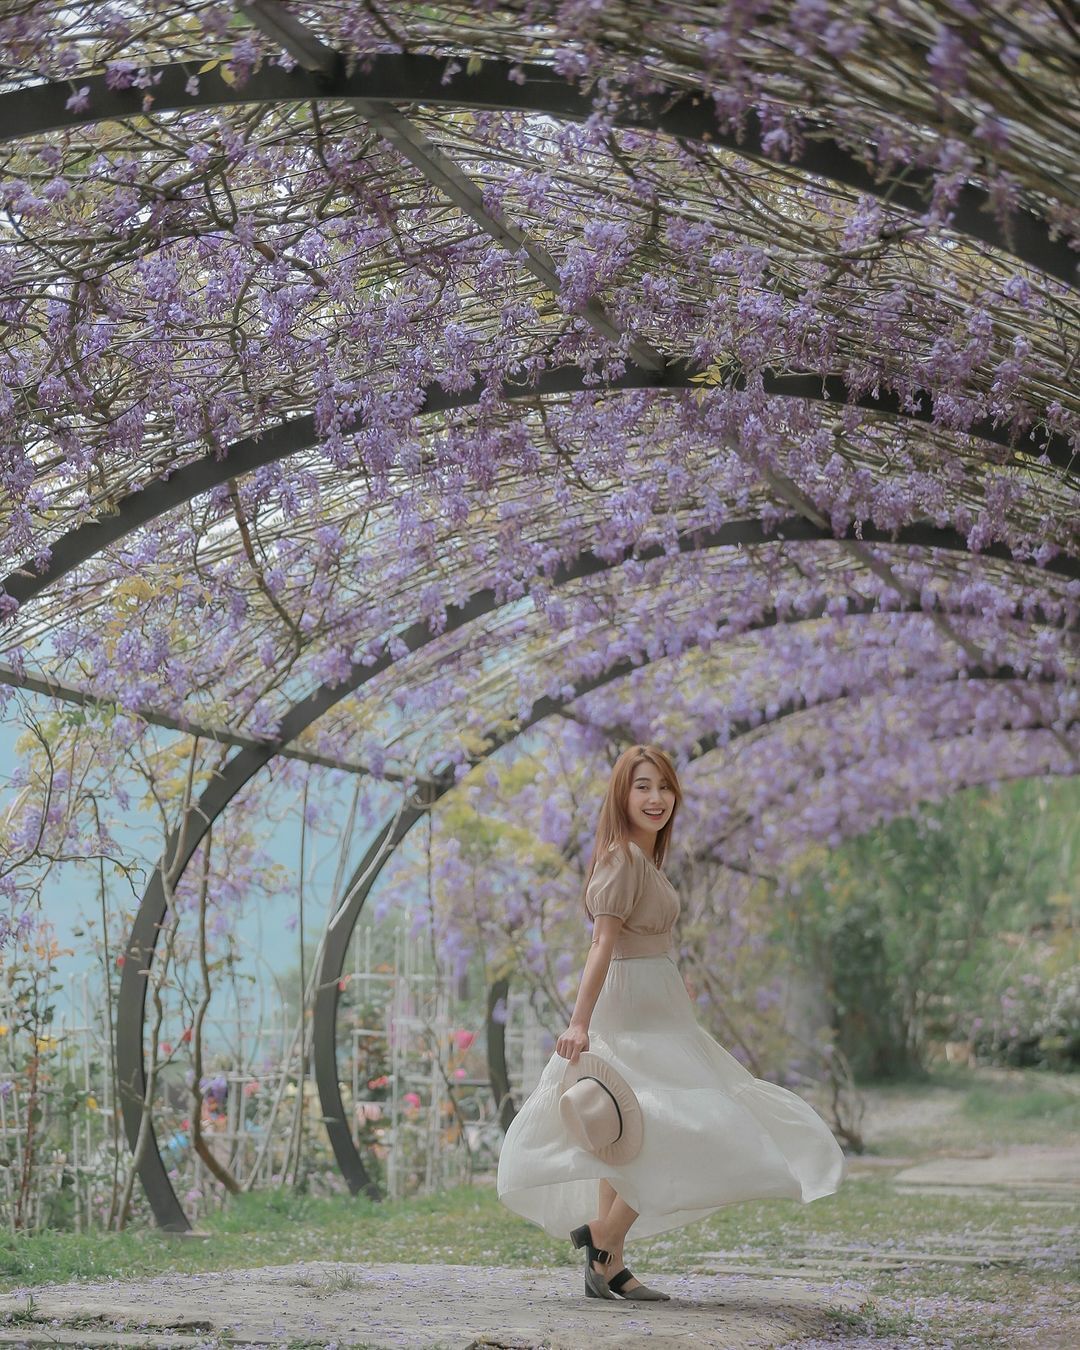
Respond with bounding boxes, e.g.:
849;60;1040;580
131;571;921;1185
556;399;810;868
587;1193;642;1290
597;1178;617;1223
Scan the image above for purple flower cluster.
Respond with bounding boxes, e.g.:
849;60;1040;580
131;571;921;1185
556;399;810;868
0;3;1075;980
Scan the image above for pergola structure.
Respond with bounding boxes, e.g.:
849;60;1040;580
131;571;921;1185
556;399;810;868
0;2;1076;1229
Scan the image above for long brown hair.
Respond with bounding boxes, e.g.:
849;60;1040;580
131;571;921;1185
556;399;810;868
581;744;682;907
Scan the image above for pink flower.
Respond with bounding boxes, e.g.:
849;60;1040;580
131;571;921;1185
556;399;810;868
159;1042;172;1056
453;1030;475;1051
454;1067;467;1080
403;1091;421;1108
367;1074;389;1090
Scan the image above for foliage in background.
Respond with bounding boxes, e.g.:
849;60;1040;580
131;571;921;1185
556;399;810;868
785;777;1079;1080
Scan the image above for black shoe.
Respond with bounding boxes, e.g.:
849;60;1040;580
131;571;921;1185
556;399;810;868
570;1223;615;1300
607;1267;671;1301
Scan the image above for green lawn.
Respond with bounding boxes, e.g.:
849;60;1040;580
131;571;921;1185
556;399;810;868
1;1066;1077;1348
862;1063;1080;1154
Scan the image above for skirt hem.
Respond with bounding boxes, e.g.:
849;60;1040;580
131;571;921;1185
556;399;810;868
497;1170;844;1243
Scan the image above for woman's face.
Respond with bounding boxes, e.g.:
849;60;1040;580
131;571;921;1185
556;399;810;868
626;761;675;835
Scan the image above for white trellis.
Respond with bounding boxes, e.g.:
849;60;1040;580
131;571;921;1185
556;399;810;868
0;971;119;1233
344;922;469;1200
0;921;516;1231
500;987;558;1103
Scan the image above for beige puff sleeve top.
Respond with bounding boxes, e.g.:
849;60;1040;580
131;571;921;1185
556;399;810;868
585;840;680;959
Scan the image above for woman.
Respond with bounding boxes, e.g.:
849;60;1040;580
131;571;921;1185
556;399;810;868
497;744;847;1301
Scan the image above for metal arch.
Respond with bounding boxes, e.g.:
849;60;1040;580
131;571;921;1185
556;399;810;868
690;713;1080;868
2;54;1075;287
6;45;1077;620
5;363;1073;614
0;661;381;777
313;662;1067;1198
4;48;1077;616
118;529;1076;1227
3;365;664;609
485;713;1080;1130
6;589;1071;744
485;977;515;1135
117;515;1080;1227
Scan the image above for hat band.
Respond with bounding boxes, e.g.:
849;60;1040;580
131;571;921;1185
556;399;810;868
578;1075;623;1142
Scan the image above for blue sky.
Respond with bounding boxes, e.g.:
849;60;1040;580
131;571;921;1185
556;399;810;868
1;712;419;1020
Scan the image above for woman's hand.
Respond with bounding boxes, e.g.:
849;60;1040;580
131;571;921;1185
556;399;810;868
556;1022;590;1063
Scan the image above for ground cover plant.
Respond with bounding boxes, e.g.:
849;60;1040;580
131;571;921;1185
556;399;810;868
0;0;1076;1279
2;1067;1076;1347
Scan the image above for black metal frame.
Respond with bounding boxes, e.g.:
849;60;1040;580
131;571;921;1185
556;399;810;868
115;510;1080;1229
317;665;1073;1196
6;361;1071;612
10;6;1073;1229
5;24;1076;615
2;54;1074;286
485;977;515;1136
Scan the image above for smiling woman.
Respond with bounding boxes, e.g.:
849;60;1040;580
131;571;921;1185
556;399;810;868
0;0;1077;1242
496;744;846;1301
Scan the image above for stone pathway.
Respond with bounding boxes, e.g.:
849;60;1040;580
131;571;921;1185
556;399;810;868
4;1138;1077;1348
892;1143;1080;1197
0;1261;864;1348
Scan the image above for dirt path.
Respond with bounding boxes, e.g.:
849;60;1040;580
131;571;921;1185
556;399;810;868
891;1143;1080;1196
3;1130;1075;1348
0;1261;863;1348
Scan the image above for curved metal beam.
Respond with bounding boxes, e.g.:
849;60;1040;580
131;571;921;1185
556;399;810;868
313;662;1067;1199
10;589;1073;757
3;54;1074;286
485;977;515;1135
116;519;1076;1227
486;710;1080;1128
693;714;1080;869
5;362;1072;613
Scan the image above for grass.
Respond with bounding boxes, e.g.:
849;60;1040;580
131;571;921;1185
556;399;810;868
854;1062;1080;1155
1;1182;1074;1346
962;1080;1080;1124
0;1065;1076;1348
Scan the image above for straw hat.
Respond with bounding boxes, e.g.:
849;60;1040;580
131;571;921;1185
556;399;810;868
557;1052;643;1164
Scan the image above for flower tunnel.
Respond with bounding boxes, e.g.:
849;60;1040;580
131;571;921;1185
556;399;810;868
0;2;1076;1229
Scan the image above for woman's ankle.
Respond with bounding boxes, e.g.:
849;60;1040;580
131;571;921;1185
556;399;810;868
589;1219;624;1260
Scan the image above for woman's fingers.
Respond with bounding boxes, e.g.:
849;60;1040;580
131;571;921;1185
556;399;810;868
555;1028;589;1061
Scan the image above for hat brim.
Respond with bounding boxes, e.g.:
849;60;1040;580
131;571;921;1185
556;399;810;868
557;1052;644;1164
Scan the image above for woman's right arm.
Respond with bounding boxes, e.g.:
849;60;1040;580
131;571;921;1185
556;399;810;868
555;914;623;1064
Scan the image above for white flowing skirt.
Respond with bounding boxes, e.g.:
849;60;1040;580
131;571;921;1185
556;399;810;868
496;953;848;1240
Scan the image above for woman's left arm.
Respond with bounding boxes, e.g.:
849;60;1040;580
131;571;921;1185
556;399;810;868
555;914;623;1064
